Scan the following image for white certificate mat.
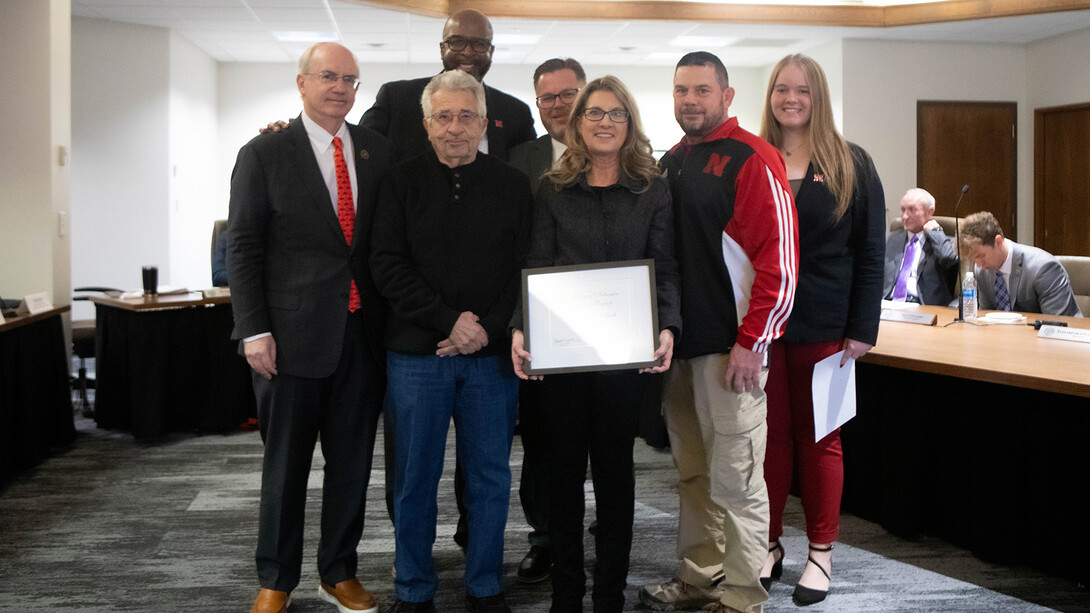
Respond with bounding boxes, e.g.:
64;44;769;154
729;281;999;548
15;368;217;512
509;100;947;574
523;259;659;375
811;350;857;442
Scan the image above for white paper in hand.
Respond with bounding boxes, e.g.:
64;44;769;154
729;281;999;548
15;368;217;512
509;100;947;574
811;350;856;443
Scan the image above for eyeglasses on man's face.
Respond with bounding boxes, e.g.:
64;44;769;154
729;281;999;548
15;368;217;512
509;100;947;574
306;71;360;90
442;37;492;53
536;88;580;108
581;107;630;123
428;111;482;126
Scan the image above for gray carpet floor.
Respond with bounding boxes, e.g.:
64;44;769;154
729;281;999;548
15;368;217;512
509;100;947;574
1;410;1087;612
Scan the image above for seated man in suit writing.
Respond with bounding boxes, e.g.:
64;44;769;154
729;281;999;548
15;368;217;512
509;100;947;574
961;211;1082;317
883;188;958;305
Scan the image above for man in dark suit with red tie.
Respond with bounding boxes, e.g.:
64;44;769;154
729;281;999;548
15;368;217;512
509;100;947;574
359;8;535;161
228;42;393;613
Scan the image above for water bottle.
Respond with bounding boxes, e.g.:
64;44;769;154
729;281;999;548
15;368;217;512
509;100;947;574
962;271;978;320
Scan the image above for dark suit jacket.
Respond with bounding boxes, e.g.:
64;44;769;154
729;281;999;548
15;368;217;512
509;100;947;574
360;76;536;162
883;227;959;306
975;241;1082;316
228;115;393;377
508;134;555;189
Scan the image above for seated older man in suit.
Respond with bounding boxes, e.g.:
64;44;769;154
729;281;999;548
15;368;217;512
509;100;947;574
883;188;959;305
961;211;1082;317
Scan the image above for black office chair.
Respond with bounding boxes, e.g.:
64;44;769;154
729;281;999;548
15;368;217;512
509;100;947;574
71;286;122;417
211;219;229;287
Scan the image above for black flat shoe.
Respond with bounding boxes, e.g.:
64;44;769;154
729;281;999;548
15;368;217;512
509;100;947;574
792;544;832;606
760;540;784;591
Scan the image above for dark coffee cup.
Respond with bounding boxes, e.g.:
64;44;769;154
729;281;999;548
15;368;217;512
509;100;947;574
142;266;158;295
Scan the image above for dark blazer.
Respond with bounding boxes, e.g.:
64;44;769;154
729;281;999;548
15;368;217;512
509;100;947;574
228;115;393;377
781;144;885;346
975;241;1082;316
508;134;554;189
360;76;536;162
882;227;959;306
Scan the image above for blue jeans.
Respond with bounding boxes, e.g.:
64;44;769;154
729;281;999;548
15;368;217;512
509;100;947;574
387;352;519;601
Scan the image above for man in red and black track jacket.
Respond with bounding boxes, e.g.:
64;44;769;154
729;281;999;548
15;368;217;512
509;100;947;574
639;52;798;613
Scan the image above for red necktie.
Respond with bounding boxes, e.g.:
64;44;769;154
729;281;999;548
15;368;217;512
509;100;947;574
332;136;360;312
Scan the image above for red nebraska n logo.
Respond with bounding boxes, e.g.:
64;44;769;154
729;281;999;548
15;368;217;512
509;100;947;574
702;154;730;177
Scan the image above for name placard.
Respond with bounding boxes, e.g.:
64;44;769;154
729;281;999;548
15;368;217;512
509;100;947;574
880;309;937;326
1037;325;1090;344
18;292;54;316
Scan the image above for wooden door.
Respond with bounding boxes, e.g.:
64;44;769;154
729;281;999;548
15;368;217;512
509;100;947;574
1035;103;1090;256
918;101;1017;235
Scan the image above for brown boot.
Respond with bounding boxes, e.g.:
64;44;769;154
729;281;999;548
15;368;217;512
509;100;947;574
249;588;290;613
318;577;378;613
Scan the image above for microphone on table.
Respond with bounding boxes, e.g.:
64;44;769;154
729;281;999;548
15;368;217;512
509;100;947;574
953;184;970;322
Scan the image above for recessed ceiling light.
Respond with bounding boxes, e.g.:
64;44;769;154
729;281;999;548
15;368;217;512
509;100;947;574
670;35;739;48
273;31;339;43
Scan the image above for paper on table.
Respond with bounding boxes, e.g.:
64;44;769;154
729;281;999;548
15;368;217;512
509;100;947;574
811;350;856;443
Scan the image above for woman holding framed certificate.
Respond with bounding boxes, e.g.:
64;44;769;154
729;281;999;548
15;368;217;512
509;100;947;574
758;54;885;606
510;75;681;612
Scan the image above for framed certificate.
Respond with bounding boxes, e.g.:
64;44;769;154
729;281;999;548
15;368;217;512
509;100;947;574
522;259;659;375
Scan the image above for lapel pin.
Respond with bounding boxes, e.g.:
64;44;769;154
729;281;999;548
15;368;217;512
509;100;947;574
359;149;369;160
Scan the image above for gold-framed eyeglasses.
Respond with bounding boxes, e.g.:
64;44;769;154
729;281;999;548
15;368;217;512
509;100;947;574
582;107;630;123
428;111;482;126
305;71;360;90
536;88;580;108
442;36;492;53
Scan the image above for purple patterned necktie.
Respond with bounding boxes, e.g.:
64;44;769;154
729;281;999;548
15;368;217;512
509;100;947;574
892;234;919;301
995;271;1012;311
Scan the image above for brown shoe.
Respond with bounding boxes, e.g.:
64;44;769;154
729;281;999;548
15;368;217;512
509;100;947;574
250;588;290;613
318;578;378;613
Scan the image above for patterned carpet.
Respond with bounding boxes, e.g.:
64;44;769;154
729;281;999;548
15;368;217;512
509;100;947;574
1;413;1087;612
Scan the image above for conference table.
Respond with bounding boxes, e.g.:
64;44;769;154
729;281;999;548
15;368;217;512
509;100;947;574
843;305;1089;584
0;306;75;485
90;292;255;439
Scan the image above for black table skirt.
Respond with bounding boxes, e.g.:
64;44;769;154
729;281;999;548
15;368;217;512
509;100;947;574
93;302;255;439
0;314;75;485
843;362;1090;584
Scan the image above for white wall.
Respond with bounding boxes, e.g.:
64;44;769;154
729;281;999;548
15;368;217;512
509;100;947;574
1;0;70;308
841;39;1030;237
71;17;170;320
1026;27;1090;110
169;32;219;290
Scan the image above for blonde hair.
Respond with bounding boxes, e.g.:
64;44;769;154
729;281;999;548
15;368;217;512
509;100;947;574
545;76;661;192
760;54;857;221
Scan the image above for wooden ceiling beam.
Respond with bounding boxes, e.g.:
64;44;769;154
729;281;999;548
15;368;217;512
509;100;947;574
348;0;1090;27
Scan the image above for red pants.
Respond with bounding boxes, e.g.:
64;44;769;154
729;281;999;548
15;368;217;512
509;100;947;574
764;339;844;544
